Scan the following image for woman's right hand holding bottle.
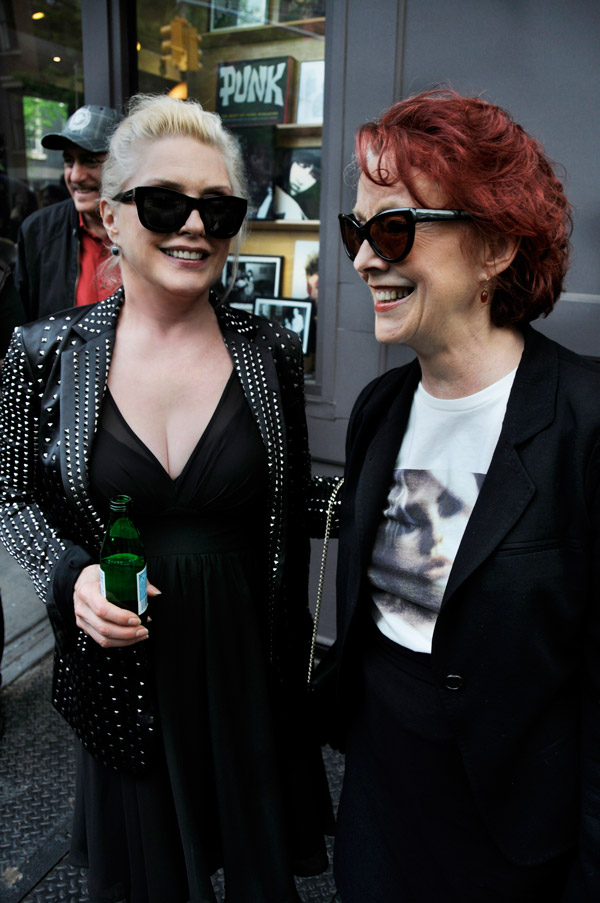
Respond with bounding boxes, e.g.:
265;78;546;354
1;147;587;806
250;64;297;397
73;564;160;648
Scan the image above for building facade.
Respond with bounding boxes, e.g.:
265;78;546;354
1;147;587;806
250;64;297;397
2;0;599;642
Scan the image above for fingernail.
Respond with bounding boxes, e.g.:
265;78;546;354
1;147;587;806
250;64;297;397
136;627;149;638
128;617;141;625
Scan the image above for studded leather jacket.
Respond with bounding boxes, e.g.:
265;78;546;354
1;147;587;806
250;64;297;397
0;288;317;767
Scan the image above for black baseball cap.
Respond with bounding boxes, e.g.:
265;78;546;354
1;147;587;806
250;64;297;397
41;105;123;154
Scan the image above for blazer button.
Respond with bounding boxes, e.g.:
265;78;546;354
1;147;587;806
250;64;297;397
444;674;464;691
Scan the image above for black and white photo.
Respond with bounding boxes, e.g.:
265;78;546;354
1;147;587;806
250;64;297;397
296;59;324;124
253;298;312;353
273;146;321;220
223;254;283;305
230;126;276;219
210;0;268;31
277;0;326;21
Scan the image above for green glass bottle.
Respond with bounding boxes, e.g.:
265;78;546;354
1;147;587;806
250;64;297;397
99;495;148;616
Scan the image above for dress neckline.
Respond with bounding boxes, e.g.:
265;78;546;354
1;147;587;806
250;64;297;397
104;370;237;483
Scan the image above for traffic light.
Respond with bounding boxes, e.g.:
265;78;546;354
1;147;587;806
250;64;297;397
185;24;202;71
160;17;202;72
160;18;186;69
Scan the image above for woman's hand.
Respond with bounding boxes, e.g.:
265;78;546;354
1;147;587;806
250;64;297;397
73;564;160;648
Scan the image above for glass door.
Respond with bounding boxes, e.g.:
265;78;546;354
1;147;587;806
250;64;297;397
0;0;83;243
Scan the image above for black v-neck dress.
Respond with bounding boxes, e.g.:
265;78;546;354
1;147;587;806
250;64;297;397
69;372;301;903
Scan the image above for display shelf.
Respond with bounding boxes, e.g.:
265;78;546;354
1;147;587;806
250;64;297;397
275;123;322;137
249;219;319;232
202;18;325;48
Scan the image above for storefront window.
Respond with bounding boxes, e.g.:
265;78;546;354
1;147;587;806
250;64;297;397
137;1;325;376
0;1;83;242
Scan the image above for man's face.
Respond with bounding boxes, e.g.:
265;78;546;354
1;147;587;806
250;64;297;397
62;142;107;219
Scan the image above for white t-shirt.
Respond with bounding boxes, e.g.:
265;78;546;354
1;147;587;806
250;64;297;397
368;368;517;653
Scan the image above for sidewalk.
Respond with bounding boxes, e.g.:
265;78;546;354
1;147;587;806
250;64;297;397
0;544;53;689
0;550;342;903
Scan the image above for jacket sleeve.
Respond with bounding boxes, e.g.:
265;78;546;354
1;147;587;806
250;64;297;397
305;371;394;539
0;328;91;648
0;261;26;359
564;433;600;899
274;331;314;694
14;222;36;322
305;375;388;746
306;475;343;538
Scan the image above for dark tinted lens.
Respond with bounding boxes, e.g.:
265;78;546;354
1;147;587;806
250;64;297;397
137;188;246;235
141;188;187;232
200;196;247;238
340;217;363;259
370;212;410;259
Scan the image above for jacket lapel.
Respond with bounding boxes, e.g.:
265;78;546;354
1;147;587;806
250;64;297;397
217;306;284;462
354;364;421;571
58;293;121;543
217;307;286;663
218;308;284;458
444;327;558;602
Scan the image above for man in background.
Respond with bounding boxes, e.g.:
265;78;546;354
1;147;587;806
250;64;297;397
15;104;122;321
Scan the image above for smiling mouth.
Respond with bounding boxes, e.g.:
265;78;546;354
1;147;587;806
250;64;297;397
374;288;413;302
162;249;207;261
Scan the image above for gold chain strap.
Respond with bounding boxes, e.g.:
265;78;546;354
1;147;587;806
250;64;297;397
307;477;344;686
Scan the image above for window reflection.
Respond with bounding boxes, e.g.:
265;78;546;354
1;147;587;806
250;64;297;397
136;1;325;377
0;1;83;241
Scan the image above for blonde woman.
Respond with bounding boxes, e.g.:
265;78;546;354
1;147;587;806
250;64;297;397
0;94;332;903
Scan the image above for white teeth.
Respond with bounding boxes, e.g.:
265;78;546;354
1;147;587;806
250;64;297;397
163;249;204;260
374;288;412;301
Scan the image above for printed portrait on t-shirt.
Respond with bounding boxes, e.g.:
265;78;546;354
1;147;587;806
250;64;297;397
369;469;484;629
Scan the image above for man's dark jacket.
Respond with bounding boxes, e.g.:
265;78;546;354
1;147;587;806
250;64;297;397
15;198;79;321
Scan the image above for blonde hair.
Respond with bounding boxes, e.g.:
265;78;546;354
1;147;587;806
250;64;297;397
101;93;249;282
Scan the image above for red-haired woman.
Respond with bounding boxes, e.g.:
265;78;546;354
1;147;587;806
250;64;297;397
328;89;600;902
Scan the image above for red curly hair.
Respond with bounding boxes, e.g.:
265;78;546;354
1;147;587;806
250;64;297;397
355;89;572;327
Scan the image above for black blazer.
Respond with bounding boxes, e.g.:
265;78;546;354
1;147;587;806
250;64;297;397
332;326;600;891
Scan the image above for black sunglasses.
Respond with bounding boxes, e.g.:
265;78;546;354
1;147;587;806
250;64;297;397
338;208;472;263
113;186;247;237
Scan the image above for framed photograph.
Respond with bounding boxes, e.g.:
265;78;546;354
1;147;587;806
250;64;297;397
230;126;276;219
273;145;321;221
216;57;295;125
254;298;312;354
278;1;326;22
223;254;283;305
296;59;324;124
210;0;268;31
291;239;319;298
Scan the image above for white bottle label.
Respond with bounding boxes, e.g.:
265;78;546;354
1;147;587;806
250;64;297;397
137;566;148;615
98;564;148;615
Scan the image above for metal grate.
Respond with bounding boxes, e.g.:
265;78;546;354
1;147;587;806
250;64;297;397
0;653;342;902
